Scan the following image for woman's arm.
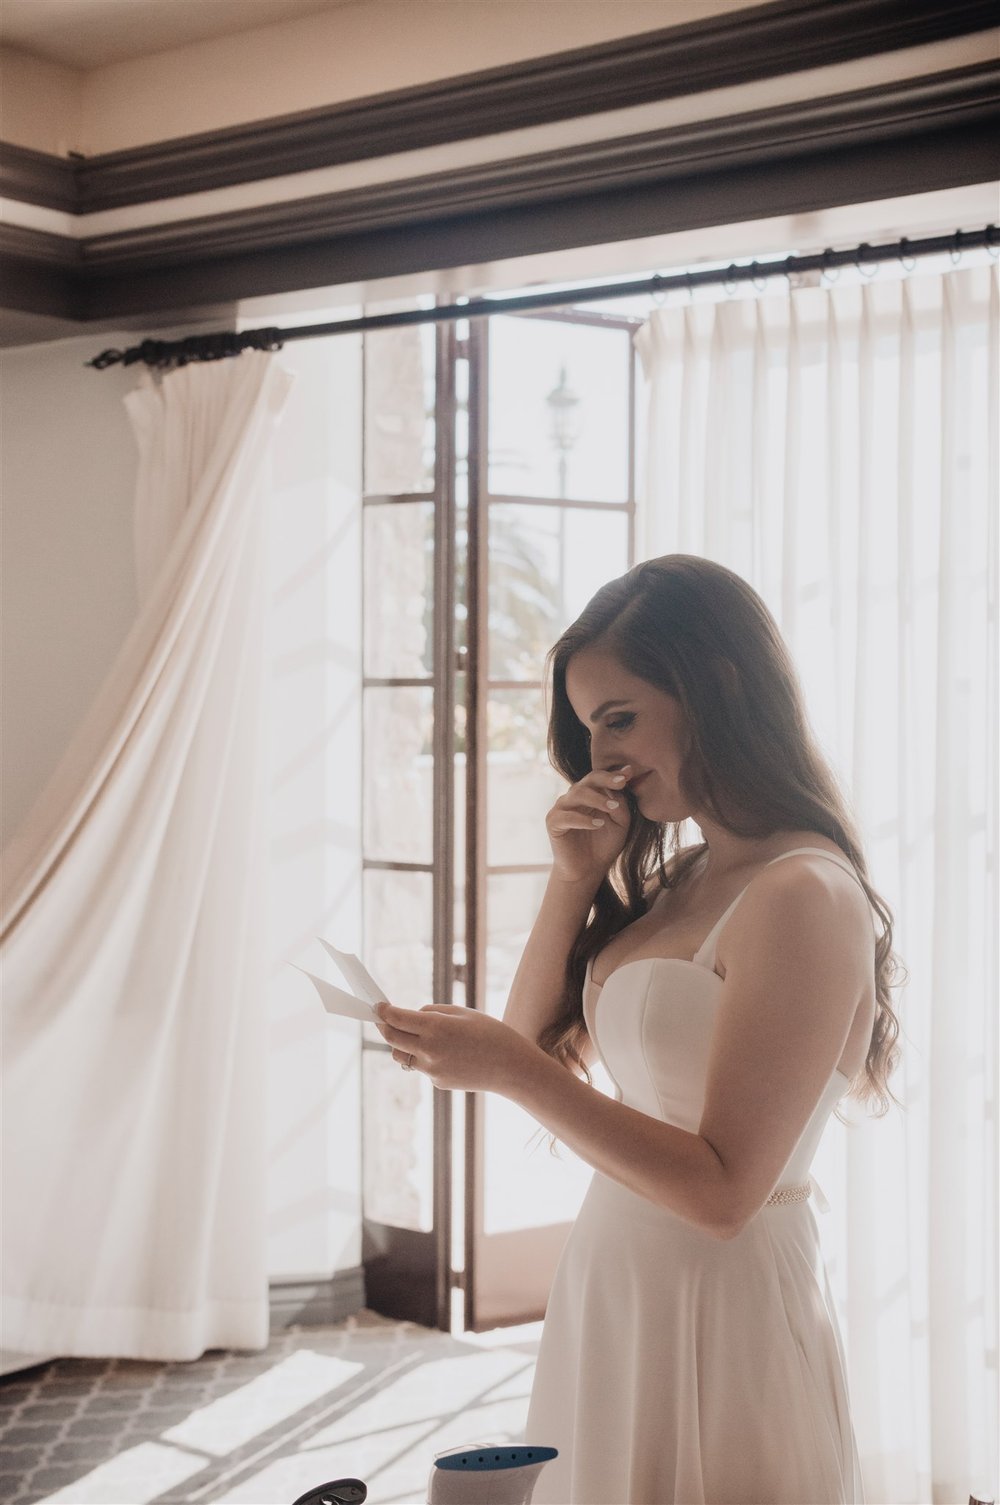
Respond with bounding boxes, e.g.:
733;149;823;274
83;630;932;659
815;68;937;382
501;763;648;1075
506;1048;730;1237
502;847;694;1076
502;870;600;1073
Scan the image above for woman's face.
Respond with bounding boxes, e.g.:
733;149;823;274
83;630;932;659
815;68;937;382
563;645;693;824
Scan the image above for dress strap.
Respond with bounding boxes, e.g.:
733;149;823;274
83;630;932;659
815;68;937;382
691;846;866;972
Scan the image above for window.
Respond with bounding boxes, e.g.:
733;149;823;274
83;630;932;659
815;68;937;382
361;303;637;1331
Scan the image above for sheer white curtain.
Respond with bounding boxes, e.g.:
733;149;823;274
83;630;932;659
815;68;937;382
1;353;293;1362
635;260;998;1505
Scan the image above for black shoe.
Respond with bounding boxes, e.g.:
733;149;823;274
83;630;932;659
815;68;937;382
290;1480;367;1505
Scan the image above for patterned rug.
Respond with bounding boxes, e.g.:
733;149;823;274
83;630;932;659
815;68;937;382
0;1310;542;1505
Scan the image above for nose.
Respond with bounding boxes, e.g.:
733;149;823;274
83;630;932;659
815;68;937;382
591;738;628;775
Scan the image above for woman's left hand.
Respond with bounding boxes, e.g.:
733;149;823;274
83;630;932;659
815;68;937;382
373;1001;530;1095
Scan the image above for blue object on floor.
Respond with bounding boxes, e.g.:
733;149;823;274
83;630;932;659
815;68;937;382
433;1446;558;1472
428;1443;559;1503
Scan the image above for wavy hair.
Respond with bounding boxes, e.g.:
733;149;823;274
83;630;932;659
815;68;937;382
531;554;905;1155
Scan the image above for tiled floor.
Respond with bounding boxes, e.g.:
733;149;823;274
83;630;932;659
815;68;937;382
0;1310;543;1505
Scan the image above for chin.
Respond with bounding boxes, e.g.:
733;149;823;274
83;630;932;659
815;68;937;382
640;796;685;825
636;797;667;823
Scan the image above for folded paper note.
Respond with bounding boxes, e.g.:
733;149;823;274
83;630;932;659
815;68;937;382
290;964;377;1023
291;941;408;1024
317;940;390;1008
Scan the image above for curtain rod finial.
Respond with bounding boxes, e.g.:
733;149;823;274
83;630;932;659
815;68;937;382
86;348;124;369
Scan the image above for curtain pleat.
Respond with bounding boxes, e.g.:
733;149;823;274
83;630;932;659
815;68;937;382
635;262;998;1503
1;354;293;1362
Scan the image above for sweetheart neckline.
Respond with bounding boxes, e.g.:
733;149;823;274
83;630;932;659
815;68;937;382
589;954;719;991
587;955;852;1084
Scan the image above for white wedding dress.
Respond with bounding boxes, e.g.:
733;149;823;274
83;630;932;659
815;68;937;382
521;848;867;1504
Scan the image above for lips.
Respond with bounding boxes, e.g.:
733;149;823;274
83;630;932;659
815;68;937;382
628;771;650;791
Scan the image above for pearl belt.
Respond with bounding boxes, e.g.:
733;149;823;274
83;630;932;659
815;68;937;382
764;1182;812;1205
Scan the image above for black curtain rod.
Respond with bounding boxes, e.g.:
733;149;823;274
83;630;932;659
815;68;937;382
88;224;997;371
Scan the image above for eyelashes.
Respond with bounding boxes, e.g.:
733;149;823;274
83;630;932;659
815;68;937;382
582;714;635;737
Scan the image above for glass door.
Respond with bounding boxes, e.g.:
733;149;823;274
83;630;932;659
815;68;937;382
359;301;637;1333
464;309;637;1330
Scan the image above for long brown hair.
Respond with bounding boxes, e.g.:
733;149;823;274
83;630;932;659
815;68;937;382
532;554;905;1154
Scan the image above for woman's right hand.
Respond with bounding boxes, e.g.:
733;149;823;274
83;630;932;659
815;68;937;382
546;765;635;885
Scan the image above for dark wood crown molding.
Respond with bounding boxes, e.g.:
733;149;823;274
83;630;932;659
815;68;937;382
2;60;994;324
0;220;79;270
0;142;76;213
1;0;996;215
73;63;1000;274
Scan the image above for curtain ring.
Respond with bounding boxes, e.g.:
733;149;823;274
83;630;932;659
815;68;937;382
854;242;878;280
651;272;668;308
898;236;916;273
949;229;963;266
987;223;999;261
821;247;840;285
685;271;696;304
750;260;770;294
723;263;739;296
782;254;796;291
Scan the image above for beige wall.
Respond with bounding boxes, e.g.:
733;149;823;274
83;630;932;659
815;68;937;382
2;0;767;155
0;336;139;846
0;48;81;156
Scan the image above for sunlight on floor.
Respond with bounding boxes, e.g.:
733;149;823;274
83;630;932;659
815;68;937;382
3;1313;544;1505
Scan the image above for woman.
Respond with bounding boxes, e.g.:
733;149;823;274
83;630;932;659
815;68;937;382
375;554;904;1504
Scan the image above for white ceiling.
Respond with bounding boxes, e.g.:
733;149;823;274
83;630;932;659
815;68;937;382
1;0;365;70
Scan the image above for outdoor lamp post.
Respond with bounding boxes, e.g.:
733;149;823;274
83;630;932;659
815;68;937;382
546;363;581;500
546;363;581;610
